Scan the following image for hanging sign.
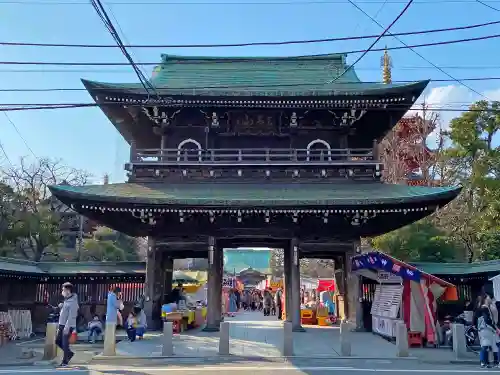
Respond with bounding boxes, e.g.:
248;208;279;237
352;252;421;282
222;277;235;288
377;271;402;284
372;316;399;338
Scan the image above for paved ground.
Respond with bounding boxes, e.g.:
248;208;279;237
113;310;400;358
0;360;492;375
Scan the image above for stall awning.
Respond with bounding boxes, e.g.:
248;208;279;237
352;251;457;300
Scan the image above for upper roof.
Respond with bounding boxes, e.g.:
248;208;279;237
82;54;429;97
412;260;500;276
49;182;461;207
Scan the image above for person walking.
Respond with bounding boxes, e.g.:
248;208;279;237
263;289;273;316
275;288;283;320
56;282;79;367
227;289;238;317
477;294;500;368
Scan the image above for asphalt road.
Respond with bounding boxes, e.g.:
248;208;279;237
0;361;495;375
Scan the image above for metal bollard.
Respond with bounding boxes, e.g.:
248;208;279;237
162;322;174;356
340;321;351;356
452;323;466;359
103;322;117;356
219;322;230;355
395;321;409;357
282;321;294;356
43;323;58;360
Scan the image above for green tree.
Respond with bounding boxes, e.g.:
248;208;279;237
436;100;500;261
80;238;126;261
371;220;460;262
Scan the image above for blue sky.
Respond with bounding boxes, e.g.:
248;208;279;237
0;0;499;183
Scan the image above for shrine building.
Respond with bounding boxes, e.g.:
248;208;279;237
49;54;461;331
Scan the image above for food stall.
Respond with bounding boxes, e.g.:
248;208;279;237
352;251;458;345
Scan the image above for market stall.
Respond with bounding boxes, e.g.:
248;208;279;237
352;251;458;345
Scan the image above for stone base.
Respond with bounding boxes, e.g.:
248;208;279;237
202;325;220;332
292;326;306;332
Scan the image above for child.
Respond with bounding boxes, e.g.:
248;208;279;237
87;314;103;344
126;311;138;342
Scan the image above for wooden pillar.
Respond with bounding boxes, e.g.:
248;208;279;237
144;237;157;328
130;139;137;162
345;240;361;327
290;238;304;332
204;236;222;332
284;246;292;322
163;256;174;301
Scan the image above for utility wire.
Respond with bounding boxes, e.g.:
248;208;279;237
347;0;491;100
0;142;12;166
1;0;499;5
476;0;500;10
1;20;497;48
0;33;497;66
2;113;37;158
327;0;414;83
0;65;498;73
89;0;159;99
1;77;500;92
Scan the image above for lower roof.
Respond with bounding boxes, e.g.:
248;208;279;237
49;182;461;208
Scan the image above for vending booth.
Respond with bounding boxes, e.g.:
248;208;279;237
352;251;457;345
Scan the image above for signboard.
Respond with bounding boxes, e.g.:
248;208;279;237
372;316;399;338
269;280;283;290
377;271;402;284
222;277;235;288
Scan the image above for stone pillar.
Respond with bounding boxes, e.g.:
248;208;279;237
290;239;304;332
215;244;223;325
163;256;174;301
283;245;292;322
42;322;58;360
103;322;116;356
204;237;222;332
143;237;157;328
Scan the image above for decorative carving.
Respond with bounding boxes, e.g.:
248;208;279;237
290;112;298;128
328;108;367;127
211;112;219;127
142;106;181;127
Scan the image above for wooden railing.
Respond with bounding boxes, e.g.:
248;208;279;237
130;148;376;165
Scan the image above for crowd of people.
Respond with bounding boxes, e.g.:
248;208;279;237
232;288;283;319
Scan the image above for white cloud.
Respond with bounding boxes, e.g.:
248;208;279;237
409;85;500;148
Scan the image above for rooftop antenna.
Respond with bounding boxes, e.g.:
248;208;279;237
381;46;393;84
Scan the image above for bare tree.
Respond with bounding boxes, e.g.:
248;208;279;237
1;157;91;261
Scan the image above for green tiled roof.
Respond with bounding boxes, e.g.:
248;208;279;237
412;261;500;276
49;182;461;207
82;54;429;96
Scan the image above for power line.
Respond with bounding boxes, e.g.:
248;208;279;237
2;113;37;159
476;0;500;10
347;0;490;100
89;0;159;99
329;0;414;83
0;142;12;166
1;76;499;92
1;0;499;4
0;33;497;66
1;20;498;48
0;65;497;73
